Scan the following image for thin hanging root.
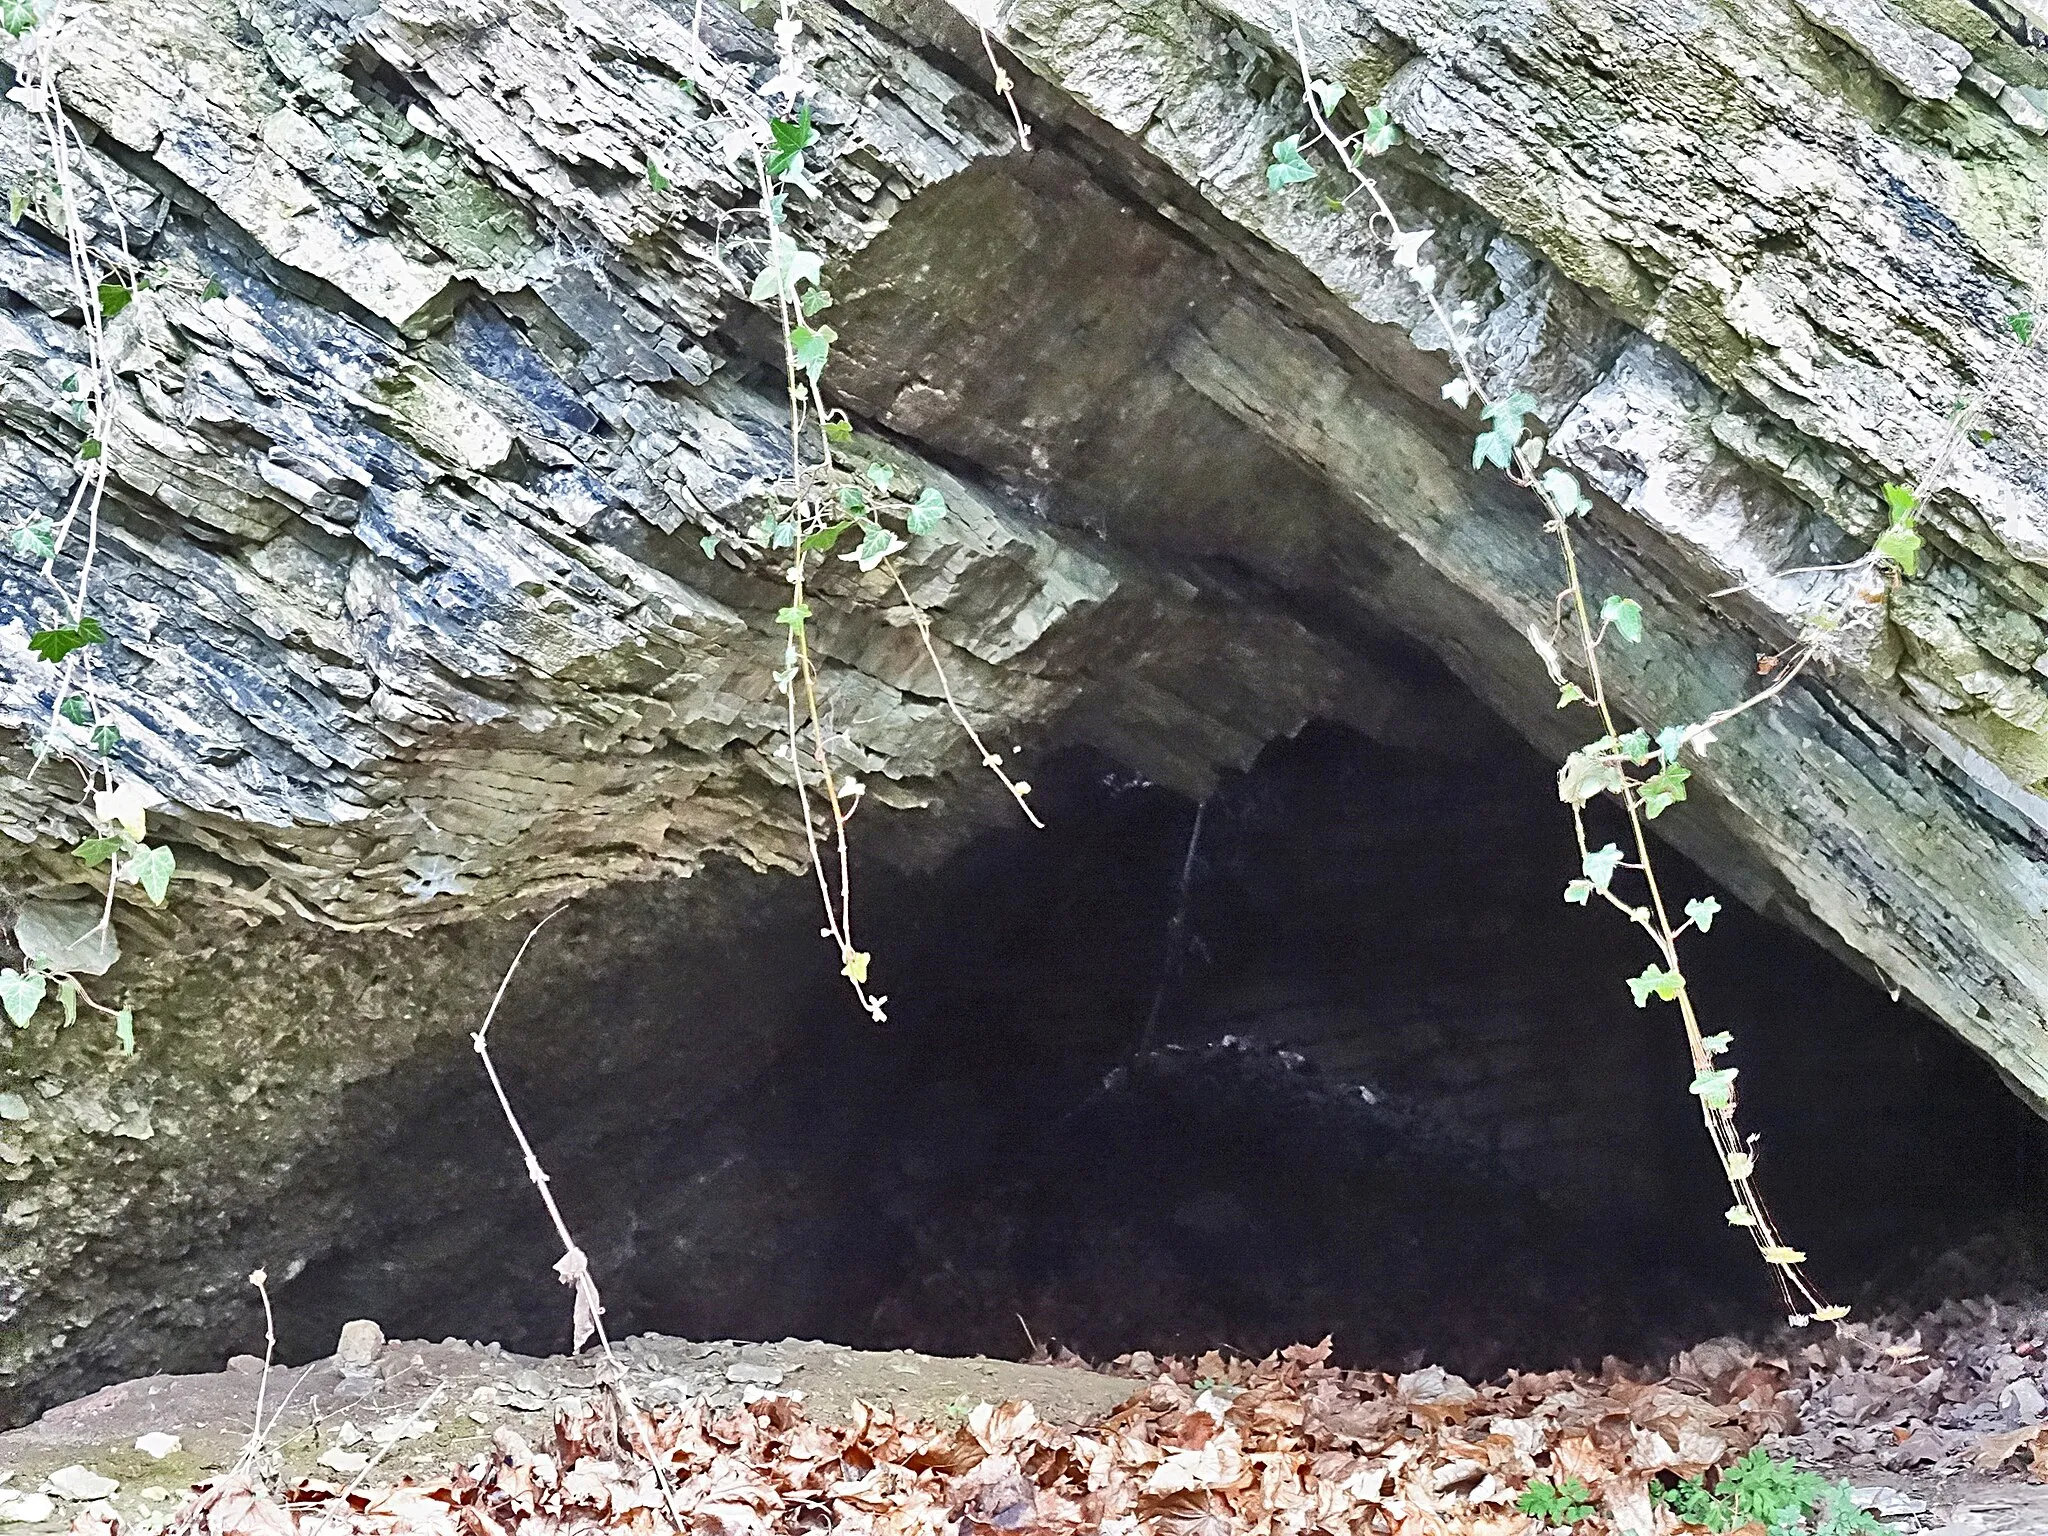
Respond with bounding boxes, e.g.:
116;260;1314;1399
886;562;1041;829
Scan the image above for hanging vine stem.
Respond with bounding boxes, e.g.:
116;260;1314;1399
12;4;124;620
680;0;1038;1018
1279;8;1853;1322
3;2;176;1046
751;134;877;1018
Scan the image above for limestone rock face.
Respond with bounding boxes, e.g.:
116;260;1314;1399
1;0;2045;1413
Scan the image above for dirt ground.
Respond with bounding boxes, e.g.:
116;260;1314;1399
0;1333;1132;1532
5;1325;2048;1534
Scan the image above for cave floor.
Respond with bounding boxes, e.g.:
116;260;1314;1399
7;1311;2048;1536
0;1335;1134;1509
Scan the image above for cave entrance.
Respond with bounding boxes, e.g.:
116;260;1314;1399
268;645;2048;1382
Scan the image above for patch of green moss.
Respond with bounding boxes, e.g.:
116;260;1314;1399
330;108;537;272
388;150;538;273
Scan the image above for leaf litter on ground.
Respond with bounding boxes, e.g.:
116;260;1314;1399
70;1338;1841;1536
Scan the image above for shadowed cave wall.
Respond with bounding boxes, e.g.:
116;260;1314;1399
261;645;2048;1383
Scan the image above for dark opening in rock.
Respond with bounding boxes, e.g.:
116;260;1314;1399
263;647;2048;1383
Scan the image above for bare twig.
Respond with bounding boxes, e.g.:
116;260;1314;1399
470;908;684;1528
233;1268;277;1477
339;1384;447;1500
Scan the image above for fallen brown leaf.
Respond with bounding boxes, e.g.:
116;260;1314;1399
93;1341;1810;1536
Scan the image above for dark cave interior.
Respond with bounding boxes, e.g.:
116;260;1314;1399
268;650;2048;1383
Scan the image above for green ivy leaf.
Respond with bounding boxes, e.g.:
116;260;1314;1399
1600;594;1643;643
97;281;132;319
0;968;45;1027
1701;1030;1733;1056
1472;392;1537;472
645;157;672;191
1639;761;1691;818
90;723;121;756
906;486;948;536
789;323;836;384
0;0;40;39
1563;878;1594;905
130;843;175;906
1537;466;1590;518
800;519;853;553
1307;78;1346;116
699;533;721;559
1582;842;1624;892
1615;729;1653;764
73;834;124;866
1266;135;1317;191
1882;482;1921;521
28;615;106;664
836;484;869;516
1481;390;1538;436
846;524;906;572
57;694;91;726
1628;965;1682;1007
1358;104;1400;156
766;103;817;177
749;238;824;305
78;438;103;462
823;418;854;443
2008;311;2035;345
1471;426;1516;471
1685;895;1721;932
1874;522;1921;575
201;277;226;301
1555;682;1585;708
12;517;56;560
1689;1065;1739;1108
58;977;78;1027
775;602;812;634
799;286;833;316
865;462;896;494
115;1007;134;1054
